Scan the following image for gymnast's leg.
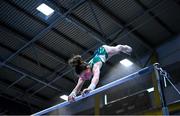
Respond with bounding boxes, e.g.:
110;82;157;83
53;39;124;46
102;44;132;57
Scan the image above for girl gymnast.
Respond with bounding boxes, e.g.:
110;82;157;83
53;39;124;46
68;44;132;102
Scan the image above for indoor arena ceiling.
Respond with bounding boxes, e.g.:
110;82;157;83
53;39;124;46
0;0;180;112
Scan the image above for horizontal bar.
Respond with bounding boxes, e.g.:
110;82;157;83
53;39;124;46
32;65;153;116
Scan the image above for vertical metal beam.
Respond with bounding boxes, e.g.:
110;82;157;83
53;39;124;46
0;0;87;68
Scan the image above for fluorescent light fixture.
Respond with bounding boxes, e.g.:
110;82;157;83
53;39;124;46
120;59;133;67
60;95;68;101
147;87;154;93
36;3;54;16
104;94;107;105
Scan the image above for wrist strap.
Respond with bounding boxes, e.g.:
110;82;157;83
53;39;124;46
70;90;77;97
88;83;96;90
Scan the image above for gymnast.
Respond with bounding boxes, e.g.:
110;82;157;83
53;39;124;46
68;44;132;102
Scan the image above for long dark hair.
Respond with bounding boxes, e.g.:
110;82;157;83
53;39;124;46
68;55;88;75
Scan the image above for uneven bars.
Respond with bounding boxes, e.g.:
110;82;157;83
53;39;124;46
32;65;153;116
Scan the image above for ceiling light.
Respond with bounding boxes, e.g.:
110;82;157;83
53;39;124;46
36;3;54;16
60;95;68;101
120;59;133;67
147;87;154;93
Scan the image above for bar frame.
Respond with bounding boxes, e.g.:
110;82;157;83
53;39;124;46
32;65;153;116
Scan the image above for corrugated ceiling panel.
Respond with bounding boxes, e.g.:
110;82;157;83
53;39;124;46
55;0;80;10
45;66;75;84
55;20;99;49
45;73;57;82
97;0;144;23
151;0;180;33
1;26;64;70
11;0;62;25
16;77;37;90
73;2;102;34
38;87;59;99
21;47;61;70
89;2;120;36
0;67;22;83
0;28;25;50
11;0;38;13
38;31;84;58
10;55;51;78
131;13;171;45
0;40;57;79
108;29;126;41
113;30;150;57
139;0;163;8
27;83;44;93
36;46;66;64
19;95;46;108
72;2;120;36
0;46;13;60
52;77;75;92
0;82;22;97
1;1;46;37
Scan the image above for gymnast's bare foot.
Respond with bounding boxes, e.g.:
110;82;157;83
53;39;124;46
122;45;132;55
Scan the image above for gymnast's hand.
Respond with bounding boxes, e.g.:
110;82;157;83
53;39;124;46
81;88;91;96
68;95;75;102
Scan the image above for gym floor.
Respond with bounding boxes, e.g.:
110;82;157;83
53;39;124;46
0;0;180;115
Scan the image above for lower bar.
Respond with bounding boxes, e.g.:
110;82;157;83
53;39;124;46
32;66;153;116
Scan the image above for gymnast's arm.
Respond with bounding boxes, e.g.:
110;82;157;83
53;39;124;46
90;64;101;89
82;63;101;95
68;77;85;101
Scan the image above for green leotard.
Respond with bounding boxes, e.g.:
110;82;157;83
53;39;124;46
88;46;108;69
